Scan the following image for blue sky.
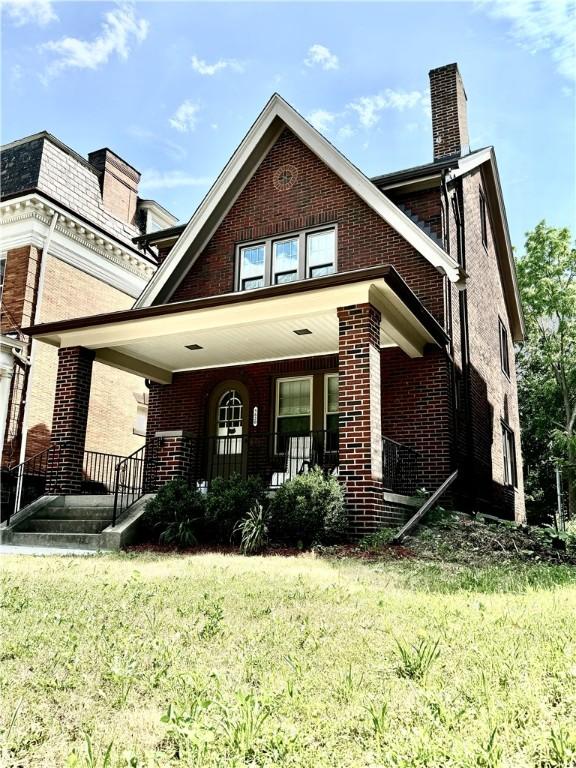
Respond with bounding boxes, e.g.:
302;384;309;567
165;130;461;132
2;0;574;252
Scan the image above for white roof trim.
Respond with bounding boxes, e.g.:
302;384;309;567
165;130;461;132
135;94;462;308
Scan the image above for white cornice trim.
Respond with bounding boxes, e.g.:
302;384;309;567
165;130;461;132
135;93;463;308
0;195;154;297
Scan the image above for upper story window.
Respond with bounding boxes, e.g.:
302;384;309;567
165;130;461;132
236;226;336;291
479;188;488;249
499;318;510;378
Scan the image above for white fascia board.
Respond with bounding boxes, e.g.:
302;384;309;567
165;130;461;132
135;94;462;308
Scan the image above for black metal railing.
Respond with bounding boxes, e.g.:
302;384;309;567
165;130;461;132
382;436;421;495
188;429;339;489
112;438;161;526
3;443;63;526
82;450;126;495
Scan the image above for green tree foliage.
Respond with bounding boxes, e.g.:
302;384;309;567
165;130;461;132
516;222;576;522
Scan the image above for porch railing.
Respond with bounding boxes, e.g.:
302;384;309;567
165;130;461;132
82;450;126;495
112;437;162;526
188;429;339;489
382;436;421;496
2;443;64;526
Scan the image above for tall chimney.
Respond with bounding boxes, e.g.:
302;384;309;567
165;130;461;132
88;148;141;225
429;63;470;161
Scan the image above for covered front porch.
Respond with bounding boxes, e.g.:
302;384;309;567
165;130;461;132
18;265;448;533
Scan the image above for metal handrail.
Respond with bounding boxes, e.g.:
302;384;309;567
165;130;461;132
112;438;161;526
382;436;421;495
82;449;126;495
4;443;64;526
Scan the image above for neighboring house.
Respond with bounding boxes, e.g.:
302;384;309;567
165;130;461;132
19;64;526;533
0;133;177;483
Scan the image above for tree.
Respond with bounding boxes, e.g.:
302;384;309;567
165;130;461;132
516;222;576;523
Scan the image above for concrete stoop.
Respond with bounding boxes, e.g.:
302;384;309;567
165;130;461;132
0;494;152;551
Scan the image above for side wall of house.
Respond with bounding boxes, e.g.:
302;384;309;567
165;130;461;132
2;248;147;464
460;169;525;520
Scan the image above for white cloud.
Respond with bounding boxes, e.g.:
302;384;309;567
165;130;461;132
337;124;355;140
476;0;576;81
2;0;57;26
191;54;245;76
304;44;339;71
348;89;428;128
40;3;148;78
127;126;187;161
140;170;212;191
307;109;337;132
169;100;201;133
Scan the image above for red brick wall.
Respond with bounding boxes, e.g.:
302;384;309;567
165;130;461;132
170;128;445;324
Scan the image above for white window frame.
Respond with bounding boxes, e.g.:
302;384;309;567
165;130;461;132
501;422;517;488
238;242;266;291
275;376;314;448
499;317;510;379
235;225;337;291
324;373;338;433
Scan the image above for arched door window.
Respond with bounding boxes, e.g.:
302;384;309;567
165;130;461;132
217;389;243;454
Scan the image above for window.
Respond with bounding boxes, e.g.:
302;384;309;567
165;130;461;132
273;238;299;284
499;318;510;378
324;374;338;433
239;244;265;290
133;392;148;437
276;377;312;437
236;226;336;290
479;189;488;248
306;230;336;278
501;423;517;487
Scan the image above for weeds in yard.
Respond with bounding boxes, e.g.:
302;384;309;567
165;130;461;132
106;655;138;707
66;734;113;768
217;691;271;758
364;699;388;747
547;726;576;767
394;636;441;682
195;593;224;640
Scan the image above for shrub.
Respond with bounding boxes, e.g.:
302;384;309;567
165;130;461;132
268;467;347;547
234;503;269;555
205;474;266;543
141;479;206;547
359;527;397;550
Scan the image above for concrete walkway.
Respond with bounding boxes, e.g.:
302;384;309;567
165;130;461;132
0;544;104;556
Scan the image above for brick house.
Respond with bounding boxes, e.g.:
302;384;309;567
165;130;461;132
14;64;525;534
0;132;176;487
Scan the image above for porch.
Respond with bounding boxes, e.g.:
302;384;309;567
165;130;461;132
14;265;448;534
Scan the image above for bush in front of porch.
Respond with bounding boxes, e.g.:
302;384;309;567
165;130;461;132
140;469;347;552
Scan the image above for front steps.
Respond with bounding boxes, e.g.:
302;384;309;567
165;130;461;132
1;495;115;551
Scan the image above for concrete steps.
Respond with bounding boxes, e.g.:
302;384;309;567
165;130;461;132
18;518;110;534
2;495;116;550
7;531;104;550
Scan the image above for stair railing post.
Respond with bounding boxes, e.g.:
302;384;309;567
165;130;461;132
112;460;121;528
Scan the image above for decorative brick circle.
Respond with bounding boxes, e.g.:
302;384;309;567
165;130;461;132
273;164;298;191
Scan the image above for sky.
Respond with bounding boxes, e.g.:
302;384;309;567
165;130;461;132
1;0;575;253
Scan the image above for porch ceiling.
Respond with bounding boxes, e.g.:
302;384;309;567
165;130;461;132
25;266;448;384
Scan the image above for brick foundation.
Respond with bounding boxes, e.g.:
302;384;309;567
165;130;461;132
47;346;94;494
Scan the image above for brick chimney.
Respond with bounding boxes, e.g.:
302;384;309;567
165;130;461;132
88;148;141;225
429;63;470;160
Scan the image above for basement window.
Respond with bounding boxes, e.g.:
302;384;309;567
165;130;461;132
236;226;336;291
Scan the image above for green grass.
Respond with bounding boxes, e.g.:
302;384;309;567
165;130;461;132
1;553;576;767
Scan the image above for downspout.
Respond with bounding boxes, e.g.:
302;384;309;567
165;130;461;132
452;182;476;510
14;212;59;509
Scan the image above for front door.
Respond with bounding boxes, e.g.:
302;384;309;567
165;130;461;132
209;385;248;480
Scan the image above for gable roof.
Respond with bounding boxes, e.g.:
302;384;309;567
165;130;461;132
134;94;464;308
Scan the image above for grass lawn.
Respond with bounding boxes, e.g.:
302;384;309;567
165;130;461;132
2;553;576;767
